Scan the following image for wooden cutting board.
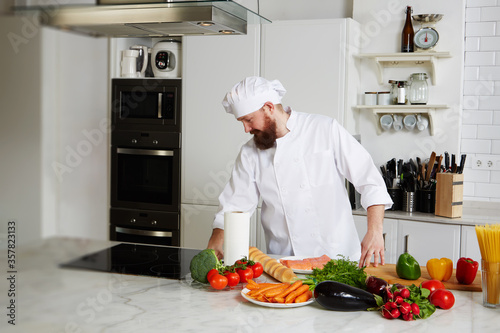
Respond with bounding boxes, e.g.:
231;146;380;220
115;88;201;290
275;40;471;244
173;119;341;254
364;264;482;292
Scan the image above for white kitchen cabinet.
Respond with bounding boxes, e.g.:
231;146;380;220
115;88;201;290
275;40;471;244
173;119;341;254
397;220;461;265
353;215;398;264
180;204;259;250
181;25;260;206
461;225;482;262
261;19;360;132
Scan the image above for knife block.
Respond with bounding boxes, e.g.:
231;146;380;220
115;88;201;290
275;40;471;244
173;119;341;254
435;173;464;218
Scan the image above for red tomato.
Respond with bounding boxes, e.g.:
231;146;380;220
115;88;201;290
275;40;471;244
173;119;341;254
235;259;248;266
224;271;240;287
420;280;446;294
249;262;263;278
209;274;228;290
207;269;219;281
237;267;253;283
429;289;455;310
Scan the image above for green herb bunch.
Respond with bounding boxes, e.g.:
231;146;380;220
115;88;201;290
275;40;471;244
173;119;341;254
302;255;367;290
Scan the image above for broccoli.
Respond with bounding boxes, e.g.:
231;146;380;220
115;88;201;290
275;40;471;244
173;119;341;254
189;249;221;283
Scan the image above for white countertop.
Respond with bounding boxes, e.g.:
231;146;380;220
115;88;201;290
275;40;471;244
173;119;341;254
2;237;500;333
353;201;500;226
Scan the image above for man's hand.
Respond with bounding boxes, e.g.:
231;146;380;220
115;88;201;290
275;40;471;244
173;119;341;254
207;228;224;260
359;205;385;268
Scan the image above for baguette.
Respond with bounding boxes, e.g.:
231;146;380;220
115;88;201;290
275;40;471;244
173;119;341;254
248;247;298;283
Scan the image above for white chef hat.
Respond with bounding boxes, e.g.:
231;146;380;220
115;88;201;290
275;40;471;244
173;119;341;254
222;76;286;119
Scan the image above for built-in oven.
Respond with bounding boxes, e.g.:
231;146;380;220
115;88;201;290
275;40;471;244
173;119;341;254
111;78;181;131
110;78;182;247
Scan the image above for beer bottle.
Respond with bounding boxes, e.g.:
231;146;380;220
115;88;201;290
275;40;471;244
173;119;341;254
401;6;414;52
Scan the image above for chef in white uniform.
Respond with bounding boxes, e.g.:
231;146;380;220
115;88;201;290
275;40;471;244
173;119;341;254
207;77;393;267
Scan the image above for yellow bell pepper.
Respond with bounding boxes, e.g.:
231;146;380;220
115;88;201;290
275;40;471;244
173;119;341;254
426;257;453;281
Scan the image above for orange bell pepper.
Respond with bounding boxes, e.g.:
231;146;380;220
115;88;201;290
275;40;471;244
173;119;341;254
426;258;453;281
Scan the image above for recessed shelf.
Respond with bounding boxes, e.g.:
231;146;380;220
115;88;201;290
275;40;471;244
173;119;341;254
353;104;449;136
355;52;452;85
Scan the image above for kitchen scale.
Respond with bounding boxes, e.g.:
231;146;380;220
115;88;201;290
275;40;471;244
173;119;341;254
412;14;443;51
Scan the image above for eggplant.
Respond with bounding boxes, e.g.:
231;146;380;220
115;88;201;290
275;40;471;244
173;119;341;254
314;281;377;311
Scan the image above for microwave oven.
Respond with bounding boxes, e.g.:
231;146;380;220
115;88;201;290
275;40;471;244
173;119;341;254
111;78;181;131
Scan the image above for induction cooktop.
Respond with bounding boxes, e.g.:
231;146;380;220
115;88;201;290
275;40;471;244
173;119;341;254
60;243;201;280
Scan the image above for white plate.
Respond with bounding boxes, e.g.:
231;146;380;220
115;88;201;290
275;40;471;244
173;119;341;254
278;256;314;274
240;288;314;308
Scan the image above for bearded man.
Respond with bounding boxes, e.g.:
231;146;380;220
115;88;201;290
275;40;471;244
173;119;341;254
207;77;393;268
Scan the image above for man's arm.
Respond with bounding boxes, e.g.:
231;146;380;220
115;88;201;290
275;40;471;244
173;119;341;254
207;228;224;260
359;204;385;268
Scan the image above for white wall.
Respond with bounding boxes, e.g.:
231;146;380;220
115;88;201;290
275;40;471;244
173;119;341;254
353;0;465;168
461;0;500;202
0;16;42;244
0;16;108;244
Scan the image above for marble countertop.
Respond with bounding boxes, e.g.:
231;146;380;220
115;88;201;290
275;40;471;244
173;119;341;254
353;201;500;226
2;237;500;333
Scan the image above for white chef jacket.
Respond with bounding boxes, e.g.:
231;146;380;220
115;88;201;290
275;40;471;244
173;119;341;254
213;109;393;260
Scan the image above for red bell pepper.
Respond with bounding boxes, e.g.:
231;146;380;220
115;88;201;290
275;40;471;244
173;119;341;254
456;257;479;285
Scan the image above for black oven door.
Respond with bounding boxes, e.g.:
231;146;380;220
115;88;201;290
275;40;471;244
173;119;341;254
112;78;181;131
111;146;180;212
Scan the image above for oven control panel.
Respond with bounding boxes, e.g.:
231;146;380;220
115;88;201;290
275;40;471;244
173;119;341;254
112;130;181;148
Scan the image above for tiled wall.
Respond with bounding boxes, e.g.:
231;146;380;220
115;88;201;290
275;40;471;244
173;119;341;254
462;0;500;201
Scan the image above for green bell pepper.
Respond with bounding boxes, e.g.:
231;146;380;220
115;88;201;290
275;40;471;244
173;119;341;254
396;252;421;280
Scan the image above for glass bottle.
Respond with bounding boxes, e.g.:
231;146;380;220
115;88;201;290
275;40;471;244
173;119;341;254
409;73;429;105
401;6;414;52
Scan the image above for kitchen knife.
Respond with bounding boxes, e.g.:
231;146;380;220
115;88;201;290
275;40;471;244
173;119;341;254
444;152;449;171
436;155;443;175
458;154;467;174
425;152;436;181
451;154;456;172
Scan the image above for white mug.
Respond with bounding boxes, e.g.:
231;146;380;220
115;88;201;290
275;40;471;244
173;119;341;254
404;114;417;130
393;114;403;131
380;114;393;131
417;115;429;131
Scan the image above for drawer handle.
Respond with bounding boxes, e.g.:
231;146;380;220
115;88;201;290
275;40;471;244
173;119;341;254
116;226;172;238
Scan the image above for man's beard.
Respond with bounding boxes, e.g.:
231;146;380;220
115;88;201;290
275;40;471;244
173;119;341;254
251;115;277;150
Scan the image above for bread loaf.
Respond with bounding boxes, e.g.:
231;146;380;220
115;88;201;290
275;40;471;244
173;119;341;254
248;247;298;283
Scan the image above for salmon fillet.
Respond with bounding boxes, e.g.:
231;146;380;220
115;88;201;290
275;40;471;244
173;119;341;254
281;255;332;270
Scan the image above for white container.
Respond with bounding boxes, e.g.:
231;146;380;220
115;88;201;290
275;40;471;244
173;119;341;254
380;114;393;131
364;92;377;105
121;49;139;78
404;114;417;130
377;91;391;105
151;40;182;78
393;114;403;131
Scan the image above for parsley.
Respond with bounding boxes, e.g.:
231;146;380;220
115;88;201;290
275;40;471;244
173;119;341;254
302;255;367;290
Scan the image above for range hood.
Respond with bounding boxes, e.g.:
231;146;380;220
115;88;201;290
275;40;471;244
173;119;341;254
13;0;271;38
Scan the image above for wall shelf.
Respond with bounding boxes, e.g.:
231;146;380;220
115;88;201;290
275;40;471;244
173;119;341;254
354;104;449;136
356;52;452;85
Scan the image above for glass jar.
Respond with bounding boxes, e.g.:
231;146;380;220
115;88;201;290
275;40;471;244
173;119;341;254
409;73;428;105
389;80;397;105
396;81;408;105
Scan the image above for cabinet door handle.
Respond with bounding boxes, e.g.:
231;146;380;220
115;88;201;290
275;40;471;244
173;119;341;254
383;232;387;251
404;234;409;253
158;92;163;119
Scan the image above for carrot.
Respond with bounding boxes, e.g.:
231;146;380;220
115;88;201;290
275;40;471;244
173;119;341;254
250;284;284;297
273;296;285;303
294;290;313;303
263;284;289;297
275;280;303;299
285;285;310;303
245;282;274;291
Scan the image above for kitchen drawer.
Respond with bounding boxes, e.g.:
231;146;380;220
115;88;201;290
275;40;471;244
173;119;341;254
353;216;398;264
397;220;461;265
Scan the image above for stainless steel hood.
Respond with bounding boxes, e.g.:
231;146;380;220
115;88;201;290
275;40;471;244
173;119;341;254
13;1;271;38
